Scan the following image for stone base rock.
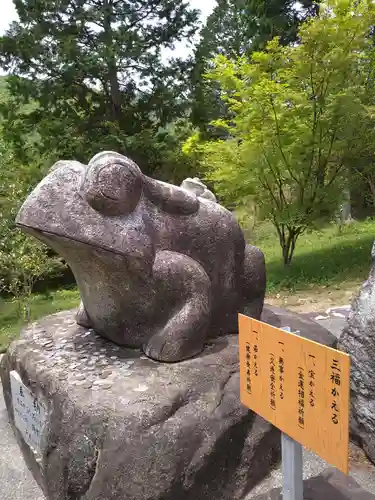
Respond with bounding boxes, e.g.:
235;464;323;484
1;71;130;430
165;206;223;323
251;468;375;500
0;306;336;500
338;272;375;464
261;305;337;347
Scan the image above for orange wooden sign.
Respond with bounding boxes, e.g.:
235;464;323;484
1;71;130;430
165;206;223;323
239;314;350;474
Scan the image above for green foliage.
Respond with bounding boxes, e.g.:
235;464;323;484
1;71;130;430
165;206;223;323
136;118;203;184
190;0;375;264
0;0;200;175
0;288;79;352
341;73;375;211
0;135;65;318
0;229;64;321
256;218;375;292
247;0;320;49
191;0;319;136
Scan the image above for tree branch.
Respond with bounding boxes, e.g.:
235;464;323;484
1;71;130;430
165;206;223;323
270;98;300;184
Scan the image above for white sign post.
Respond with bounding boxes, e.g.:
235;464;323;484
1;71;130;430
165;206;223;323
10;370;47;456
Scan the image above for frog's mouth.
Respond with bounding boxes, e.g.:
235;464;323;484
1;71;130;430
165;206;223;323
16;223;155;278
17;223;130;258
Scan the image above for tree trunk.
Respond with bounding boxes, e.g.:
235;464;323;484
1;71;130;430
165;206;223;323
24;300;31;323
278;225;300;266
103;0;122;124
368;178;375;210
340;188;352;224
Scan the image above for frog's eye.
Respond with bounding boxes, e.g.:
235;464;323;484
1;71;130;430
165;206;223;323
82;152;143;216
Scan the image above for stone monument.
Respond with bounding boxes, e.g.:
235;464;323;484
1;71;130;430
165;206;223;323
0;152;338;500
15;151;266;362
339;241;375;464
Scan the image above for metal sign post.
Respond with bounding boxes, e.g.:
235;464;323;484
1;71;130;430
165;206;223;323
282;433;303;500
280;326;304;500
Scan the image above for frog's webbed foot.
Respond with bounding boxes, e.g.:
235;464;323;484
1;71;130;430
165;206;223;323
76;301;92;328
143;251;212;362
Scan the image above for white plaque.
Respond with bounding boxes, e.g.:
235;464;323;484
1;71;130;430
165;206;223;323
10;370;48;454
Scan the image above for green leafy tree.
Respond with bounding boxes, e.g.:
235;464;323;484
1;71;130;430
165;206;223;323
191;0;319;135
0;227;56;321
0;0;199;174
149;117;202;183
342;91;375;213
187;0;375;265
0;138;64;319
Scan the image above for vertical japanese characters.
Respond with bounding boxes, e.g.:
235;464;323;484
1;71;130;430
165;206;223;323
308;354;316;408
253;328;259;376
270;353;276;410
278;342;285;400
245;343;251;394
10;372;47;455
331;358;341;425
297;367;305;428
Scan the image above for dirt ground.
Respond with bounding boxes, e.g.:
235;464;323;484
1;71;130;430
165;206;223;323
266;281;361;313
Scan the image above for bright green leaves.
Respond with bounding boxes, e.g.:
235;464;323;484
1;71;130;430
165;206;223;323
189;0;375;264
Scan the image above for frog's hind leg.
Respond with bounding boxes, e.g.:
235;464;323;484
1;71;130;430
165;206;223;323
242;244;266;320
143;251;212;362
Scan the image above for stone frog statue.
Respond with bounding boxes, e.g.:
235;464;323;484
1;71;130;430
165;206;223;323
16;151;266;362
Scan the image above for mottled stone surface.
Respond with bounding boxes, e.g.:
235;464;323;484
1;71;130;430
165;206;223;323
262;305;337;347
339;243;375;464
0;307;337;500
180;177;217;202
16;151;266;362
302;305;351;340
252;468;375;500
1;311;279;500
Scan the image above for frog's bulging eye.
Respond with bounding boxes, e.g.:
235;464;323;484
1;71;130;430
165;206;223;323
82;152;143;216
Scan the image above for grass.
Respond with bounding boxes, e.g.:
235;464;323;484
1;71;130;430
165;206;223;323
0;218;374;352
0;288;79;352
254;218;375;293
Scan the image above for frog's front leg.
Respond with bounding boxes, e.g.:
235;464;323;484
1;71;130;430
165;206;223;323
143;251;212;362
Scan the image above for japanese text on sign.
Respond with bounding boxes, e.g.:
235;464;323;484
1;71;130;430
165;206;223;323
331;358;341;425
297;367;305;429
278;342;285;400
10;371;47;456
245;343;252;394
239;315;350;475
